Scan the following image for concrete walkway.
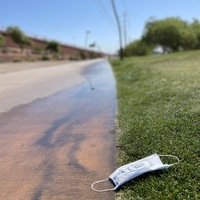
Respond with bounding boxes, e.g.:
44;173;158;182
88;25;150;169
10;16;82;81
0;59;101;113
0;60;117;200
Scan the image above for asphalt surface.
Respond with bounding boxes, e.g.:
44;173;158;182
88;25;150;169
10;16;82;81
0;60;117;200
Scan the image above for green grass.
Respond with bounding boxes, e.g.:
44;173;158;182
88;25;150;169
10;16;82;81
111;51;200;200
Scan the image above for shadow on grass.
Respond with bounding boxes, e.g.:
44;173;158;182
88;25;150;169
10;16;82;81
115;170;169;192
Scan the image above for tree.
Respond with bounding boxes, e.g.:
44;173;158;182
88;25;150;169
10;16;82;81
124;40;152;56
191;19;200;49
142;17;197;52
0;34;4;45
0;34;5;52
6;26;32;52
45;40;60;53
0;34;4;46
180;26;197;50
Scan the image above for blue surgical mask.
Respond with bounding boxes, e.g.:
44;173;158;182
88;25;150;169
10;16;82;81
91;153;179;192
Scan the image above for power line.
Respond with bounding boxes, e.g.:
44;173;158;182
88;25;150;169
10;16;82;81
90;0;116;31
96;0;116;25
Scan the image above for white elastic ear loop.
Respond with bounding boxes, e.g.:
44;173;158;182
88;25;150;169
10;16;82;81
91;178;116;192
158;154;180;166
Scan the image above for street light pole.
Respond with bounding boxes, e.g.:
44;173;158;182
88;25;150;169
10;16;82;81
111;0;123;60
85;30;90;49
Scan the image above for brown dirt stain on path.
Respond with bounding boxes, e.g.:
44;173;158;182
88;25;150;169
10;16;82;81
0;60;117;200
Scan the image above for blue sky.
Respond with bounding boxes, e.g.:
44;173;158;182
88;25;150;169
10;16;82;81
1;0;200;53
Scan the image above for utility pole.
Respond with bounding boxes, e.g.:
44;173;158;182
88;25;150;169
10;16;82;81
123;12;127;48
85;30;90;49
111;0;123;60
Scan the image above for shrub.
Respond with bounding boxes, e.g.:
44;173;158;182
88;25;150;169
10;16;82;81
12;57;22;62
124;40;152;56
79;50;87;60
41;56;50;61
45;41;60;53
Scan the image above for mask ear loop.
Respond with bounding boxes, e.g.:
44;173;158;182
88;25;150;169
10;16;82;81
158;154;180;166
91;178;117;192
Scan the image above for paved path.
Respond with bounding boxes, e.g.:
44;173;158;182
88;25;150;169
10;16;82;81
0;60;117;199
0;59;100;113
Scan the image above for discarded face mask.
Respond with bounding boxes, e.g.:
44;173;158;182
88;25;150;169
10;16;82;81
91;153;179;192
